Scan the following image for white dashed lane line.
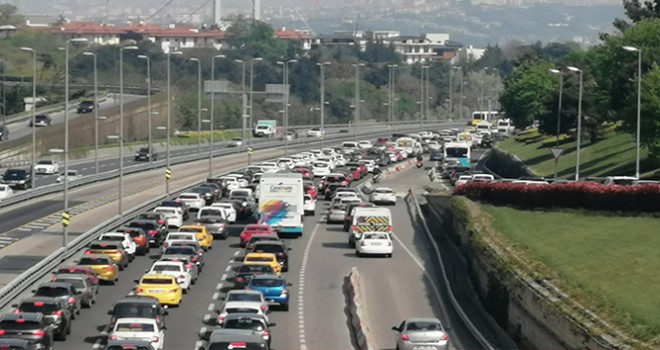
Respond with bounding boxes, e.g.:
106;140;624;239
298;222;321;350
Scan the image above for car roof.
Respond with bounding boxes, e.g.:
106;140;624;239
78;254;112;261
403;317;443;324
2;312;43;321
115;296;160;305
250;274;284;281
20;296;63;304
223;301;263;308
114;317;158;324
209;328;265;342
37;282;73;289
223;313;268;321
252;241;285;247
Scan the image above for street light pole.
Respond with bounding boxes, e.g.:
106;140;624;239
352;63;364;141
82;51;100;173
20;47;36;190
249;57;263;150
210;54;225;172
549;69;563;148
137;55;153;164
623;46;642;179
567;66;583;181
189;57;202;155
449;66;455;121
166;50;182;194
235;59;247;143
458;68;464;119
119;45;138;215
318;62;330;147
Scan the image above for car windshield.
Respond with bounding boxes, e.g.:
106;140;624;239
164;247;196;255
19;302;59;314
152;265;182;272
374;189;393;194
141;278;173;285
78;257;110;265
245;257;273;262
0;320;41;331
250;278;284;287
225;308;258;314
406;321;443;331
107;346;152;350
53;278;85;288
251;245;283;254
115;323;155;332
37;160;53;165
364;233;389;240
89;243;119;250
224;318;265;330
35;287;69;297
114;304;158;318
227;293;261;302
168;234;194;240
238;265;272;274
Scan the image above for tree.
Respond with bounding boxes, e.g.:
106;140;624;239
638;64;660;162
0;3;22;25
612;0;660;33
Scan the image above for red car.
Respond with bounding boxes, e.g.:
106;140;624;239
323;174;350;189
304;184;318;199
349;167;362;181
394;151;404;161
52;265;100;286
239;224;274;247
294;167;313;180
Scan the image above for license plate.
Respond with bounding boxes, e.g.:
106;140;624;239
412;347;436;350
370;242;383;246
149;289;164;293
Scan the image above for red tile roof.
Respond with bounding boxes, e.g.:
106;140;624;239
51;22;125;35
274;29;311;40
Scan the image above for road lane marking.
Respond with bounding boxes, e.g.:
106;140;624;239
225;265;231;272
207;303;214;311
216;282;223;290
233;250;240;256
298;221;321;350
212;292;219;300
220;274;227;281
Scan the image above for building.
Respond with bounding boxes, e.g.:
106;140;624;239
385;33;462;63
274;27;313;50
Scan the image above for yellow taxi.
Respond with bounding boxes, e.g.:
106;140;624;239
75;254;118;284
84;240;129;270
134;274;183;306
179;225;213;250
243;252;281;275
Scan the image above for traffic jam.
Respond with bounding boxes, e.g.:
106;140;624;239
0;133;430;350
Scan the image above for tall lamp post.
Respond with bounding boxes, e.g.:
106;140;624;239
211;54;225;169
567;66;583;181
317;61;331;147
623;46;642;179
549;68;563;180
82;51;100;173
189;57;202;155
420;65;429;125
387;64;397;127
352;63;365;141
249;57;263;148
202;119;212;177
119;45;138;215
276;59;298;153
107;135;122;215
166;50;182;195
20;46;37;190
137;54;153;164
235;59;247;142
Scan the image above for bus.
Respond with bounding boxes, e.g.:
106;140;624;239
470;111;500;126
443;142;471;167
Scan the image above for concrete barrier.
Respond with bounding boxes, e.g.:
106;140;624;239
346;267;376;350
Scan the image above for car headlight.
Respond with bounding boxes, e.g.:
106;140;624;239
18;180;25;184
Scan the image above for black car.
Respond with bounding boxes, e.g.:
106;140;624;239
220;199;247;220
430;150;443;161
160;200;190;220
0;313;55;350
190;186;215;204
232;264;275;289
29;115;52;127
2;169;32;190
134;147;158;161
0;125;8;141
324;183;347;200
32;282;81;318
248;241;291;272
0;338;39;350
127;219;167;247
107;296;168;331
13;297;72;341
76;100;97;113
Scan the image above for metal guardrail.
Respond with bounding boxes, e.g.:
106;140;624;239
407;191;496;350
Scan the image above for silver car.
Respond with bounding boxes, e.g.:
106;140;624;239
196;215;229;239
326;202;348;224
391;318;450;350
52;274;98;307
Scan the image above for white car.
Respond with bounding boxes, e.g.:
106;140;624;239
99;232;137;258
56;170;82;183
225;174;249;188
312;161;331;177
358;140;373;149
162;232;199;251
316;156;335;170
177;192;206;211
259;162;280;173
34;160;59;175
277;158;294;169
291;155;308;167
153;207;184;228
369;187;397;205
309;149;323;160
303;194;316;216
468;174;495;183
334;154;347;167
221;290;270;315
197;206;227;221
216;301;269;325
227;138;244;147
426;141;441;151
455;175;473;187
110;318;165;350
360;159;376;173
0;184;13;201
147;260;192;291
307;127;324;137
333;191;360;201
356;232;393;257
395;148;408;158
210;203;237;223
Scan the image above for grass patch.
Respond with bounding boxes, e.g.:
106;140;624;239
498;132;655;179
480;204;660;341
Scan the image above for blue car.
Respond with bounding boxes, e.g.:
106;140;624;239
245;274;292;311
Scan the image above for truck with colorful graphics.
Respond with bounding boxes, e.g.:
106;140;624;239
258;173;304;237
348;207;393;248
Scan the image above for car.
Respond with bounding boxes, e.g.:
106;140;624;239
133;274;183;307
84;241;129;270
177;193;206;211
109;317;165;350
198;328;269;349
196;216;229;239
295;167;314;180
135;147;158;161
0;184;14;201
303;194;316;216
232;263;276;289
135;213;169;231
391;318;450;350
120;226;151;255
369;187;397;205
147;260;192;292
331;191;360;203
356;232;393;257
0;125;9;141
152;207;184;229
244;233;281;252
215;301;269;325
283;130;298;140
106;339;156;350
358;140;373;149
34;160;59;175
242;252;281;275
56;170;82;183
190;186;216;205
107;296;169;331
161;244;205;272
343;202;377;232
162;232;199;251
0;312;55;350
76;100;97;113
248;241;290;272
277;158;294;169
29;115;52;127
2;169;32;190
160;200;190;220
220;313;274;348
227;138;244;147
307;127;325;137
51;274;98;307
178;225;213;250
52;265;100;287
210;203;237;223
31;282;82;318
12;297;72;341
239;224;275;247
128;219;168;247
100;232;137;260
221;290;269;314
246;274;292;311
312;161;331;177
75;255;119;284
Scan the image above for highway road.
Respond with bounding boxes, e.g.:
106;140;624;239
1;94;143;142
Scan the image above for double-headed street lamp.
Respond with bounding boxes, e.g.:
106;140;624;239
567;66;583;181
20;46;37;190
623;46;642;179
82;51;101;173
277;59;298;153
249;57;263;148
119;45;138;215
211;54;225;169
137;54;154;164
166;50;182;195
318;61;331;147
352;63;365;141
189;57;203;155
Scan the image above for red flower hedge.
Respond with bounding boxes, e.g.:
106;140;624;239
454;182;660;212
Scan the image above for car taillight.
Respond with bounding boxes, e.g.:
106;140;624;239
151;336;160;343
163;242;169;248
52;310;63;316
351;225;357;231
32;330;45;337
191;257;198;262
177;275;185;279
135;288;143;293
105;265;114;270
281;289;288;295
84;251;91;255
216;316;224;323
185;264;193;269
386;226;393;231
110;335;118;340
260;304;266;311
401;334;409;341
158;219;165;225
262;330;270;337
440;333;449;340
11;309;19;314
0;330;5;336
277;253;285;257
149;230;157;236
169;288;178;294
67;297;75;304
236;277;244;283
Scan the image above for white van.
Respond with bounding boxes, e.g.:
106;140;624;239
342;141;359;152
349;207;393;247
